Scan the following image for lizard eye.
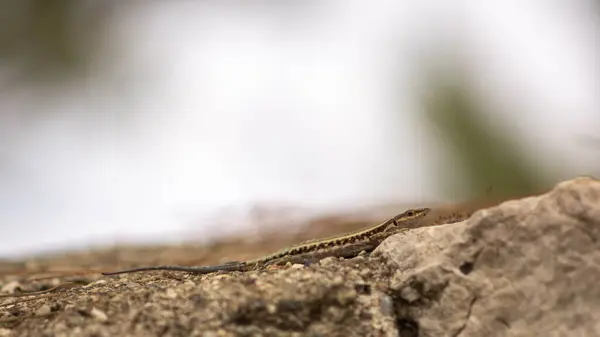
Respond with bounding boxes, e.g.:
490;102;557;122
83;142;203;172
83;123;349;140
406;210;414;216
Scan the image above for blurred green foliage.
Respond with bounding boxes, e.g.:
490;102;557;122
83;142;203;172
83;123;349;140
422;68;550;200
0;0;114;87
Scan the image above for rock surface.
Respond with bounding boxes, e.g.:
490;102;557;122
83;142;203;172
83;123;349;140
0;177;598;337
375;176;600;337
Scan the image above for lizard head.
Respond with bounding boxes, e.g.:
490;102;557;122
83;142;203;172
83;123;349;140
392;207;430;226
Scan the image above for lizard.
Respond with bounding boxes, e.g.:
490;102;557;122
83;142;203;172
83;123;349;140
101;207;430;276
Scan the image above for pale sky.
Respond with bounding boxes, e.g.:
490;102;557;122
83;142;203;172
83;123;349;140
0;0;597;257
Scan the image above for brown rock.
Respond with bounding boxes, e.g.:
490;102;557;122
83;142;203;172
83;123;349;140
34;304;51;316
1;177;598;337
89;307;108;322
0;281;21;294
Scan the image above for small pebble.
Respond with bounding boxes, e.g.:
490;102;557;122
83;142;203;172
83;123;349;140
331;276;344;286
90;307;108;322
399;285;421;303
125;282;139;289
35;304;51;316
0;281;21;293
359;269;373;278
84;280;107;288
380;295;394;316
165;288;178;299
319;257;338;267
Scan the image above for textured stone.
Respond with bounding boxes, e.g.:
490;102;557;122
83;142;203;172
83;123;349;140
2;177;600;337
375;176;600;337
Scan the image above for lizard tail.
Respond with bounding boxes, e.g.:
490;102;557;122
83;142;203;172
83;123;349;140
101;262;247;276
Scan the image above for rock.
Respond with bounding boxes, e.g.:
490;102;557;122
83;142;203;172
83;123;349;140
374;176;600;337
84;280;107;288
0;281;21;293
319;256;338;266
3;177;600;337
90;307;108;322
35;304;51;316
379;295;394;316
165;288;177;299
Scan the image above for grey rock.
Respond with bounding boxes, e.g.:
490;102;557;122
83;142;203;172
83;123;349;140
375;176;600;337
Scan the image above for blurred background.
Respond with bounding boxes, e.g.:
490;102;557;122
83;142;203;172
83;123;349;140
0;0;598;259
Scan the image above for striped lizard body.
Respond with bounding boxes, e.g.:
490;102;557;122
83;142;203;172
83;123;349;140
102;207;430;276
